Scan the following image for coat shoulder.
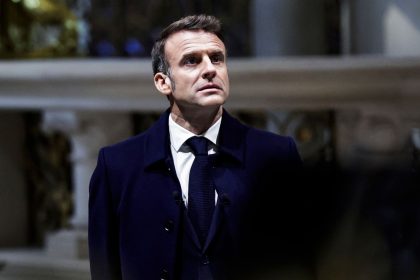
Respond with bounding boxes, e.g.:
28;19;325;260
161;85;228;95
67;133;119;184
100;132;147;164
246;126;301;161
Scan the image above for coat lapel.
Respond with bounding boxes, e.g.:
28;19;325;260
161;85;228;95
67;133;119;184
203;110;250;251
142;109;250;252
184;210;203;250
202;200;223;252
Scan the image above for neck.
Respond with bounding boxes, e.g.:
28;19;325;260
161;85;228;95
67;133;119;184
170;106;223;135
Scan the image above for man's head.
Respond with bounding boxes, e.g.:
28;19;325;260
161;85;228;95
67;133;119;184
152;15;230;114
151;14;224;76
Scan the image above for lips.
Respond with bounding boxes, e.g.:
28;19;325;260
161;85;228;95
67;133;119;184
198;83;222;92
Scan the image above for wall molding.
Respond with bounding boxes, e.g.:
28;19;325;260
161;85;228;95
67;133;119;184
0;56;419;111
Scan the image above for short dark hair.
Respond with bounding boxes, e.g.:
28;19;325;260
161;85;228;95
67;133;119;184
151;14;224;76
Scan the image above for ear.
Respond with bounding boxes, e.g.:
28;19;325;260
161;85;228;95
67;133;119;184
154;73;172;96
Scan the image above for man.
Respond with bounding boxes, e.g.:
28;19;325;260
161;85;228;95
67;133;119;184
89;14;303;280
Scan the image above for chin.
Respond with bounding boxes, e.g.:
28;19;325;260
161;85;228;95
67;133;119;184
199;97;226;108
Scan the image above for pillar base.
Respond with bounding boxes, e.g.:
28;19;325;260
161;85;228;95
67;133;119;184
46;229;88;259
0;249;89;280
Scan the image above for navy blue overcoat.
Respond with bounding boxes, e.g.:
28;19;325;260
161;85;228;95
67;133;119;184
89;109;303;280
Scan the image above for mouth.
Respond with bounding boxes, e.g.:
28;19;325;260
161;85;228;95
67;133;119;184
198;83;222;92
198;83;222;94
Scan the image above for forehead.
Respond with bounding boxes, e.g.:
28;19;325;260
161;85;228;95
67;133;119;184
165;30;226;59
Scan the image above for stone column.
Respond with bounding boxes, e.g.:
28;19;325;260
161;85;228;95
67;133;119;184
251;0;330;164
251;0;327;56
350;0;420;56
42;110;131;259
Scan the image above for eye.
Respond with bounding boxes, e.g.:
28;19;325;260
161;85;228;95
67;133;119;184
210;53;224;64
183;55;200;65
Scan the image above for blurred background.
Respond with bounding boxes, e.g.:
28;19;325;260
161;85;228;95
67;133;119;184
0;0;420;279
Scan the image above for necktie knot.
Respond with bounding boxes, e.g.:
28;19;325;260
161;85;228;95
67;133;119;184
186;136;209;156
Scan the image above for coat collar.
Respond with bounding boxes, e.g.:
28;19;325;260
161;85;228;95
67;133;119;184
143;109;172;170
143;108;247;170
217;109;246;165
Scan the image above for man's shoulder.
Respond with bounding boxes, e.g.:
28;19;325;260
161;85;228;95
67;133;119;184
223;110;293;144
100;111;168;158
221;111;299;158
98;132;148;165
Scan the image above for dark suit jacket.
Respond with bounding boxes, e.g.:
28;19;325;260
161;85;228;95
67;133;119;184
89;109;304;280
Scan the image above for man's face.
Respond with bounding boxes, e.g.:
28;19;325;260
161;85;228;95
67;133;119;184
164;30;230;111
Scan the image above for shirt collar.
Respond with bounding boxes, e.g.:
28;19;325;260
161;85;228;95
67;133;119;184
168;113;222;152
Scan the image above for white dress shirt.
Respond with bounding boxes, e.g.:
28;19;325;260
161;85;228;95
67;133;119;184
168;113;221;206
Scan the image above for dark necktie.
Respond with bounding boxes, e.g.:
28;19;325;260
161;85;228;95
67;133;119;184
186;136;215;245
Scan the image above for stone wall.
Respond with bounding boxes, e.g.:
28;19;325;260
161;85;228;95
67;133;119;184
0;57;419;279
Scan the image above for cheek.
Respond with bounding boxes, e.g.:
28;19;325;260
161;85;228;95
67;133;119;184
221;72;229;87
174;72;196;85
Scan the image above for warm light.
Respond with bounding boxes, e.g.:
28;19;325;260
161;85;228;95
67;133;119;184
23;0;40;9
297;126;313;143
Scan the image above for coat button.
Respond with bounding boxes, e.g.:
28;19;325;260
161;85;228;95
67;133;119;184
201;254;210;265
220;193;230;206
160;268;169;280
172;191;182;205
164;220;174;232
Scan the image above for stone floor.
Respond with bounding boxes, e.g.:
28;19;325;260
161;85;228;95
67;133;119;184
0;249;90;280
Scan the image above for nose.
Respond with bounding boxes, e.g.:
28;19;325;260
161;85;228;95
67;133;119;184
201;56;216;81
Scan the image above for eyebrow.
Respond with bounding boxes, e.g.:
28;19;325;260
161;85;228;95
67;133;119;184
209;50;225;57
180;50;225;61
